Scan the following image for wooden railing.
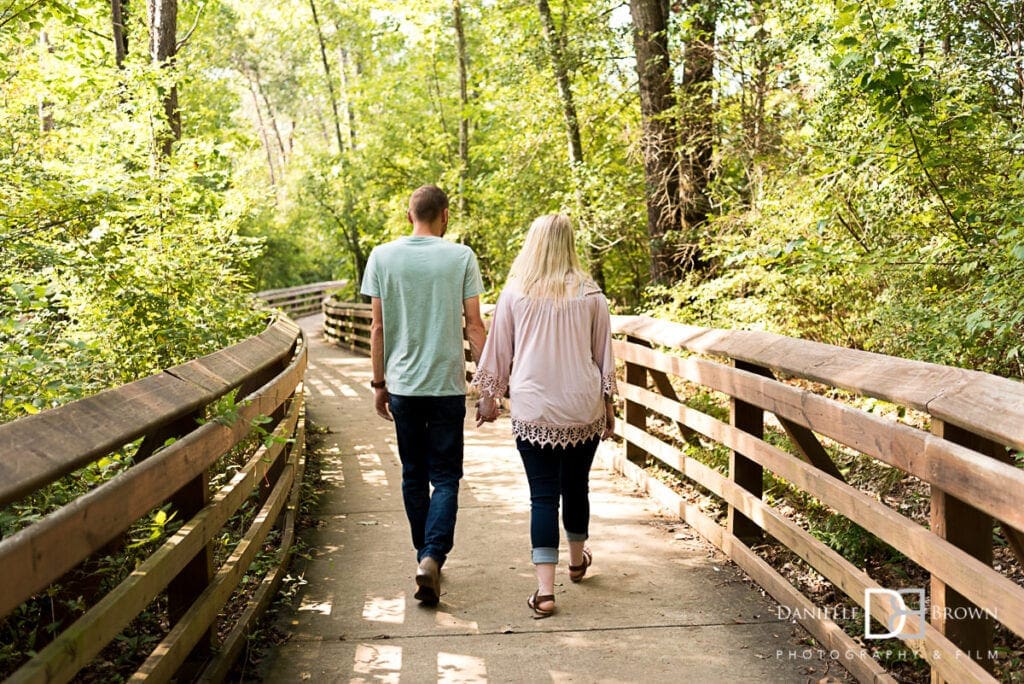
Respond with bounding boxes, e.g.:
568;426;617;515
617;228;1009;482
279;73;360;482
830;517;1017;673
608;316;1024;684
323;299;1024;684
0;304;310;681
322;299;371;354
257;280;347;318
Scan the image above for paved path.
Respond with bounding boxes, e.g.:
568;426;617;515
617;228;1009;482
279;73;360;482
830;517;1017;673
261;315;840;683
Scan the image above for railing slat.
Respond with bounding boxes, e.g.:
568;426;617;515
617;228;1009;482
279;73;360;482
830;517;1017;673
129;461;296;682
0;345;305;619
6;397;301;684
611;315;1024;453
612;340;1024;535
0;320;299;507
617;381;1024;641
196;392;306;683
599;435;899;684
613;422;996;684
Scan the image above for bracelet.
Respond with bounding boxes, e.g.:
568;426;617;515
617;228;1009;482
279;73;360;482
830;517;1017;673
370;379;386;389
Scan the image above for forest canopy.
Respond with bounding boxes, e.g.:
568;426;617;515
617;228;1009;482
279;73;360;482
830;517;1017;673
2;0;1024;424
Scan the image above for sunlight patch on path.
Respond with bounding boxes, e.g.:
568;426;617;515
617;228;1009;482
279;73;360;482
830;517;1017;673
352;643;402;683
438;652;487;683
357;453;388;486
362;593;406;624
434;610;479;632
297;595;333;616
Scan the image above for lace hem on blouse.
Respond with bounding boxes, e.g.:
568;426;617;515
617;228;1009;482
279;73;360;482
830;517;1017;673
512;417;605;449
472;367;508;399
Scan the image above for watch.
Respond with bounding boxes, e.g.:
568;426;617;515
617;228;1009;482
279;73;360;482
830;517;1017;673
370;379;386;389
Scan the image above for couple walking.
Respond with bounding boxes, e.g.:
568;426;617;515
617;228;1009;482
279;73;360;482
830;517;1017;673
361;185;617;618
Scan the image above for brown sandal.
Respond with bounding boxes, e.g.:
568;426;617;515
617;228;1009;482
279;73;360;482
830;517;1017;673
568;547;592;583
527;590;556;618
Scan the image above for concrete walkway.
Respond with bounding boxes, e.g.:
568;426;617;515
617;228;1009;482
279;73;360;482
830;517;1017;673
261;315;841;683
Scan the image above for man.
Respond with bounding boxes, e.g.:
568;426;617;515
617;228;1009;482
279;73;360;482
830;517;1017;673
360;185;487;606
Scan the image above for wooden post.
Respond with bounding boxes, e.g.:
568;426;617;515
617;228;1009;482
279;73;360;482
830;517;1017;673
624;335;648;465
161;409;215;674
728;360;763;543
929;420;996;681
167;470;215;672
257;359;291;508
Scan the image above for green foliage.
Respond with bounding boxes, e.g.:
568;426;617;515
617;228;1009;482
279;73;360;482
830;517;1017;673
0;1;269;423
651;0;1024;379
811;515;902;564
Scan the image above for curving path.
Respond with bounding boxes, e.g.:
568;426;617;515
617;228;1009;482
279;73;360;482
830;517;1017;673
259;315;845;683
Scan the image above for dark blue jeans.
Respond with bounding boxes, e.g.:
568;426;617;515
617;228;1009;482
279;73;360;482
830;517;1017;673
388;394;466;568
517;436;599;564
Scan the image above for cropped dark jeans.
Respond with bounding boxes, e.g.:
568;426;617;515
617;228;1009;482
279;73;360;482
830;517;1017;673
388;394;466;568
516;435;600;564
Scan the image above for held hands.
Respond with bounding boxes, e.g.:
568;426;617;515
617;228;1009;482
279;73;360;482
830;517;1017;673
475;395;500;427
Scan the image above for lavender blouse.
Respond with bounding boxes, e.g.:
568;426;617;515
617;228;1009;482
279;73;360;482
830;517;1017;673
473;281;617;448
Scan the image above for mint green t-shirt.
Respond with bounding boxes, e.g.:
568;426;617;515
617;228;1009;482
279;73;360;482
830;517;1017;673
360;236;484;396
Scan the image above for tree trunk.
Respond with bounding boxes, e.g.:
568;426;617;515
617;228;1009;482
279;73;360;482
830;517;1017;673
253;65;288;164
629;0;683;285
677;0;714;271
537;0;605;288
38;30;54;132
247;78;277;186
453;0;470;218
309;0;345;156
111;0;128;68
537;0;583;167
340;46;357;149
148;0;179;158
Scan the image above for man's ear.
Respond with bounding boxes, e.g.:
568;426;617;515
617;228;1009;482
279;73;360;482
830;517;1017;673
407;210;414;225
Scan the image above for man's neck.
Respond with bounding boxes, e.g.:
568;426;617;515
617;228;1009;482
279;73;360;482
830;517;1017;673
411;223;443;237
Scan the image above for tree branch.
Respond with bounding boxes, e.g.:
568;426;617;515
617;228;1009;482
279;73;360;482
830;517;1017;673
0;0;45;30
175;1;206;52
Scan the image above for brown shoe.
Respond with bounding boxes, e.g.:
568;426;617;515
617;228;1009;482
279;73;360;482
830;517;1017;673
569;547;592;583
414;556;440;605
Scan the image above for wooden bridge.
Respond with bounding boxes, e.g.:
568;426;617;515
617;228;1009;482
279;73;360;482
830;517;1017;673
1;281;1022;682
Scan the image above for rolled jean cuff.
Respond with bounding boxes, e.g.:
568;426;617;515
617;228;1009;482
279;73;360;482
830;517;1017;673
565;531;588;542
531;547;558;564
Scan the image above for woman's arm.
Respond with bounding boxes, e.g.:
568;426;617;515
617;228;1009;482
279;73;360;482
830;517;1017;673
472;291;514;424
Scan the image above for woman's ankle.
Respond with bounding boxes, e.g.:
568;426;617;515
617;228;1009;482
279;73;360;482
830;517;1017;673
568;542;586;566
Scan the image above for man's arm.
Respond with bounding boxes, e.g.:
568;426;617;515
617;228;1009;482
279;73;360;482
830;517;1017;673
463;295;487;365
369;297;392;421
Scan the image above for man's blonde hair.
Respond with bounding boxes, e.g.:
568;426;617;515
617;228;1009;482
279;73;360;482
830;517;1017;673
508;213;593;301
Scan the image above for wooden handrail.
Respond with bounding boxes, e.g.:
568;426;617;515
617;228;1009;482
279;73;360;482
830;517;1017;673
321;301;1024;683
256;279;347;319
607;315;1024;684
0;320;299;507
611;315;1024;452
0;283;323;683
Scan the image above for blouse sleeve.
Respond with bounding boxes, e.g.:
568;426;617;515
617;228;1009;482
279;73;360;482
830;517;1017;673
590;292;618;398
472;290;514;399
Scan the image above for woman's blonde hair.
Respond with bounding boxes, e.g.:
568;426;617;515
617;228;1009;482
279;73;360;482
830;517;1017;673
508;213;593;301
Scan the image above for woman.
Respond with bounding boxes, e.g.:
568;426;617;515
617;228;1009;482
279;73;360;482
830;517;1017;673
473;213;616;619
